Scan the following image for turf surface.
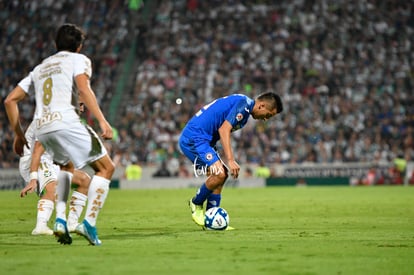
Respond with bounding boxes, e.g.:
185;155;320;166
0;186;413;274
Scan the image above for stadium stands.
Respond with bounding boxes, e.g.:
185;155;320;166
1;0;414;179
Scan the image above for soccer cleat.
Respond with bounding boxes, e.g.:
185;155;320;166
75;220;102;246
225;226;235;231
31;225;53;236
188;199;205;227
53;218;72;245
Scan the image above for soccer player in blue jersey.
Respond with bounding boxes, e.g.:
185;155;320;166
179;92;283;228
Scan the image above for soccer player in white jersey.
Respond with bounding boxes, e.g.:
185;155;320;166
19;120;91;235
5;24;115;246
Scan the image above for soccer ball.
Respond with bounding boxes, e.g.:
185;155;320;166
204;207;230;230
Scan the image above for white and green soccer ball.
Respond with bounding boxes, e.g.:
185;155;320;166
204;207;230;230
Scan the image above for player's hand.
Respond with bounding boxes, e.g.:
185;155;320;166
13;135;29;157
20;179;38;198
228;159;240;179
99;120;113;140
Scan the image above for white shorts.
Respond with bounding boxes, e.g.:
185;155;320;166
37;123;107;169
19;154;59;194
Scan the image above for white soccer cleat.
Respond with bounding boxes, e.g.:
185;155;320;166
31;226;53;236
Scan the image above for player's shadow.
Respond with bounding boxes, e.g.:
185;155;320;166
102;227;198;240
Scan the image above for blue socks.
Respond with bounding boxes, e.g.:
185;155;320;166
192;183;222;210
192;183;213;205
207;193;221;210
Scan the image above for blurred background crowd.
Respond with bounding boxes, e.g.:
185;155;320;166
1;0;414;181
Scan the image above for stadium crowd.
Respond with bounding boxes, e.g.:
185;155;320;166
117;0;414;175
0;0;133;168
2;0;414;180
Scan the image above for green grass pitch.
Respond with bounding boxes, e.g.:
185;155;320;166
0;186;413;275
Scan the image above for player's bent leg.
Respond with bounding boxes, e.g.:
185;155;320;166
32;199;54;235
67;190;88;232
32;181;56;236
89;154;115;180
205;161;228;190
67;170;91;232
72;169;91;194
75;174;109;245
53;168;73;245
189;161;227;228
76;155;113;245
204;165;227;206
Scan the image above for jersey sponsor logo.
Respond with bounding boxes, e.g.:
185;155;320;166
36;112;63;128
236;113;243;121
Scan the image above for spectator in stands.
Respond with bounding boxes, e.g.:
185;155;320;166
244;167;253;178
360;166;383;186
113;0;411;172
177;161;191;178
0;0;131;169
393;154;407;179
2;0;414;176
387;165;404;185
255;160;271;178
124;155;142;180
408;171;414;185
152;160;172;178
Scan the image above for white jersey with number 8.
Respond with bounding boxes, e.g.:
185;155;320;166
18;51;92;135
17;51;106;169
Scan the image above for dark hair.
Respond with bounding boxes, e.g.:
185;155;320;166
55;24;86;52
256;92;283;114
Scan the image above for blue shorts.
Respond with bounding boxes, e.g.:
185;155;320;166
178;133;220;169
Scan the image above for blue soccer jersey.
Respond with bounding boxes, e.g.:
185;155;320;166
182;94;255;145
179;94;255;168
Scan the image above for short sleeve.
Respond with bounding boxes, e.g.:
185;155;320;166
17;73;33;94
73;53;92;78
225;98;249;126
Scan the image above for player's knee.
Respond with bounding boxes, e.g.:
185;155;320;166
212;168;228;182
78;171;91;186
101;160;115;179
92;155;115;179
106;161;115;177
222;172;229;182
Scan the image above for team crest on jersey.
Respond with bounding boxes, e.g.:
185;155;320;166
205;153;213;161
43;170;52;178
236;113;243;121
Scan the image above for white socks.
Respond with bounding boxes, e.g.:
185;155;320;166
84;176;110;227
55;171;73;221
35;199;54;228
67;191;88;225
